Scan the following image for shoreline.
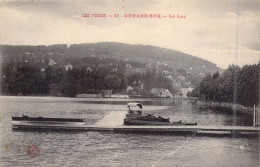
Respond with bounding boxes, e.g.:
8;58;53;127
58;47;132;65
0;95;174;102
196;100;254;115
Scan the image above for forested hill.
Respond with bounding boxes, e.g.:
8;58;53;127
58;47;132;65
0;42;220;74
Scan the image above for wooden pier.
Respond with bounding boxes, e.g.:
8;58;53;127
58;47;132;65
12;123;260;135
87;124;260;134
12;111;260;135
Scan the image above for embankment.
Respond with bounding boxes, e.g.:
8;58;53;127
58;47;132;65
196;101;254;115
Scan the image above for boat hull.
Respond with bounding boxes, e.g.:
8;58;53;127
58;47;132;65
12;116;86;130
124;119;197;126
12;116;85;122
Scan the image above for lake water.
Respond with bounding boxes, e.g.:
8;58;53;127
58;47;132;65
0;96;259;167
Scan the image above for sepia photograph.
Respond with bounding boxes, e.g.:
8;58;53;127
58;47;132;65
0;0;259;166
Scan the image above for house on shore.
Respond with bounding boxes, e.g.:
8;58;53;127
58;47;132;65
150;88;173;98
181;87;194;98
126;86;134;93
131;80;144;90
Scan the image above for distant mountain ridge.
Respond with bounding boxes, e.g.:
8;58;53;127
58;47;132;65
0;42;222;74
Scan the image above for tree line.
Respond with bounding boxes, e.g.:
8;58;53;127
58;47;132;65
188;63;259;107
1;60;175;97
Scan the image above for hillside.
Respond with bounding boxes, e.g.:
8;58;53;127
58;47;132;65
0;42;221;75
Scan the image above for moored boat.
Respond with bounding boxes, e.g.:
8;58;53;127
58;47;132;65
12;115;86;130
12;115;85;122
123;103;197;126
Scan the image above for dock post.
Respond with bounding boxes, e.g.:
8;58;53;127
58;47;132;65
256;105;259;126
253;105;256;127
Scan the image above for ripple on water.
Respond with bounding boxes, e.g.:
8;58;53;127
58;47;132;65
0;97;259;167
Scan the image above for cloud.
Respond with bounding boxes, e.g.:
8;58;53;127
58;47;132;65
0;0;259;68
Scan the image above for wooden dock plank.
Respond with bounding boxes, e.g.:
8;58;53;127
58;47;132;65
13;124;260;134
95;111;127;126
85;125;260;132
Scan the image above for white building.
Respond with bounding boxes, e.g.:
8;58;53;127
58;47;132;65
48;58;56;66
125;63;132;68
150;88;173;98
65;64;73;71
126;86;133;92
87;67;93;72
181;87;194;97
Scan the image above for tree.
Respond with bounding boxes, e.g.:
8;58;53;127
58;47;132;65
60;70;78;97
8;65;37;95
34;73;49;94
190;63;259;107
120;78;126;91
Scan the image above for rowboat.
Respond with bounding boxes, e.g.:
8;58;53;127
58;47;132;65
124;103;197;126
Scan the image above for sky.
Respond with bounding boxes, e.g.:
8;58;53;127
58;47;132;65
0;0;259;69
